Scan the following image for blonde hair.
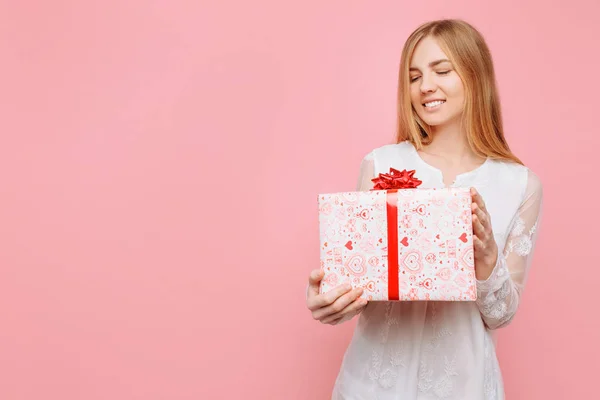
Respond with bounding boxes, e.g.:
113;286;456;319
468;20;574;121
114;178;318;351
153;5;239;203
396;19;523;165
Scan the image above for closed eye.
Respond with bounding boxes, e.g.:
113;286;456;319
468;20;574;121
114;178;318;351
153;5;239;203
410;70;451;83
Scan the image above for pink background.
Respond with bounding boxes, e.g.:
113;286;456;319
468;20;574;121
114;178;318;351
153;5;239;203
1;1;598;399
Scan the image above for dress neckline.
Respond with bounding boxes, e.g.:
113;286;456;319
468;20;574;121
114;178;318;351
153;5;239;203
405;141;490;187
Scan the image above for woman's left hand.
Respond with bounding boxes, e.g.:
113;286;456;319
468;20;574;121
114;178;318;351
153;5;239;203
470;187;498;281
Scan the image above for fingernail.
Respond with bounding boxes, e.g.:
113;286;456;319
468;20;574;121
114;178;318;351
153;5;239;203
344;283;352;290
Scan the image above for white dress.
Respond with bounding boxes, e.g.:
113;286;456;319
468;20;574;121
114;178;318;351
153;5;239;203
331;141;543;400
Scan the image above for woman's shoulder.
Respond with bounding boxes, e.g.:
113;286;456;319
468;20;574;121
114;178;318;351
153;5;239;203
362;141;413;161
488;158;543;196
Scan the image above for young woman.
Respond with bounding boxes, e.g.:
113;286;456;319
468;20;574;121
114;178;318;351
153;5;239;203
306;19;543;399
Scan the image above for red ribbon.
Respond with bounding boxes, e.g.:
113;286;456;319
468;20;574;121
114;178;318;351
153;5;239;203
385;190;399;300
371;168;423;190
371;169;422;300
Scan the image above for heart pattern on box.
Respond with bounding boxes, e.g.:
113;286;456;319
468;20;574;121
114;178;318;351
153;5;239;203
318;188;476;301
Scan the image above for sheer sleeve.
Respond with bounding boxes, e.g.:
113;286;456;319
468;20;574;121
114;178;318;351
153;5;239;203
475;169;544;330
356;151;376;191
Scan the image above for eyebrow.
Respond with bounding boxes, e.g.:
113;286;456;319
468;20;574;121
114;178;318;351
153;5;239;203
409;59;452;72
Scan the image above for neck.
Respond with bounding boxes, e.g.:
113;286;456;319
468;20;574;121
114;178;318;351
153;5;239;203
423;120;478;163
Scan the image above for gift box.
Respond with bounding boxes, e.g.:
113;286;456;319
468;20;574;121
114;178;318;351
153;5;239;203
318;168;477;301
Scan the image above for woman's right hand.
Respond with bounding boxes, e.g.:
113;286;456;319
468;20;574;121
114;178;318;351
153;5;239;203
306;269;368;325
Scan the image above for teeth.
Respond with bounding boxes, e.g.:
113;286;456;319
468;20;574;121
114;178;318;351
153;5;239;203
425;100;445;108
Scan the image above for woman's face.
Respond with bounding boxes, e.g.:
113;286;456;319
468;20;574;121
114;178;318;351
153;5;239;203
409;36;465;128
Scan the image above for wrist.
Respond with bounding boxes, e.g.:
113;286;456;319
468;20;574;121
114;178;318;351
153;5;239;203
476;248;498;281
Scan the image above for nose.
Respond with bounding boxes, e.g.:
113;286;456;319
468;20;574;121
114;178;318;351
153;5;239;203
420;72;437;94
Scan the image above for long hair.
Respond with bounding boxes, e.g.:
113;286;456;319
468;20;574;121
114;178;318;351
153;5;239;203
396;19;523;165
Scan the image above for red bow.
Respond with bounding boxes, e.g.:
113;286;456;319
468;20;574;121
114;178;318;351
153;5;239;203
371;168;422;190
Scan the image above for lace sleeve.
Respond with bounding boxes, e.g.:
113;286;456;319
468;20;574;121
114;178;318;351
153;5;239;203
475;169;544;330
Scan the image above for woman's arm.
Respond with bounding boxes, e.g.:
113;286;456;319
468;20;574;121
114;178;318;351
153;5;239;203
475;170;544;330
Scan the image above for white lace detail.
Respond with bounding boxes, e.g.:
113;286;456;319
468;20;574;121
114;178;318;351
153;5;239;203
390;340;407;368
418;360;434;393
483;333;498;399
368;303;405;391
483;298;508;320
476;254;516;327
417;303;458;398
378;368;399;389
506;217;538;257
369;349;383;381
379;303;394;343
368;346;403;390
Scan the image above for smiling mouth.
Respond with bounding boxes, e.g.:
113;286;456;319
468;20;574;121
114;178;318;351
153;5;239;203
423;100;446;108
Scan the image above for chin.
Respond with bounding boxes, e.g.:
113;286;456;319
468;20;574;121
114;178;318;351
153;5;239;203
419;116;450;127
418;112;461;128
